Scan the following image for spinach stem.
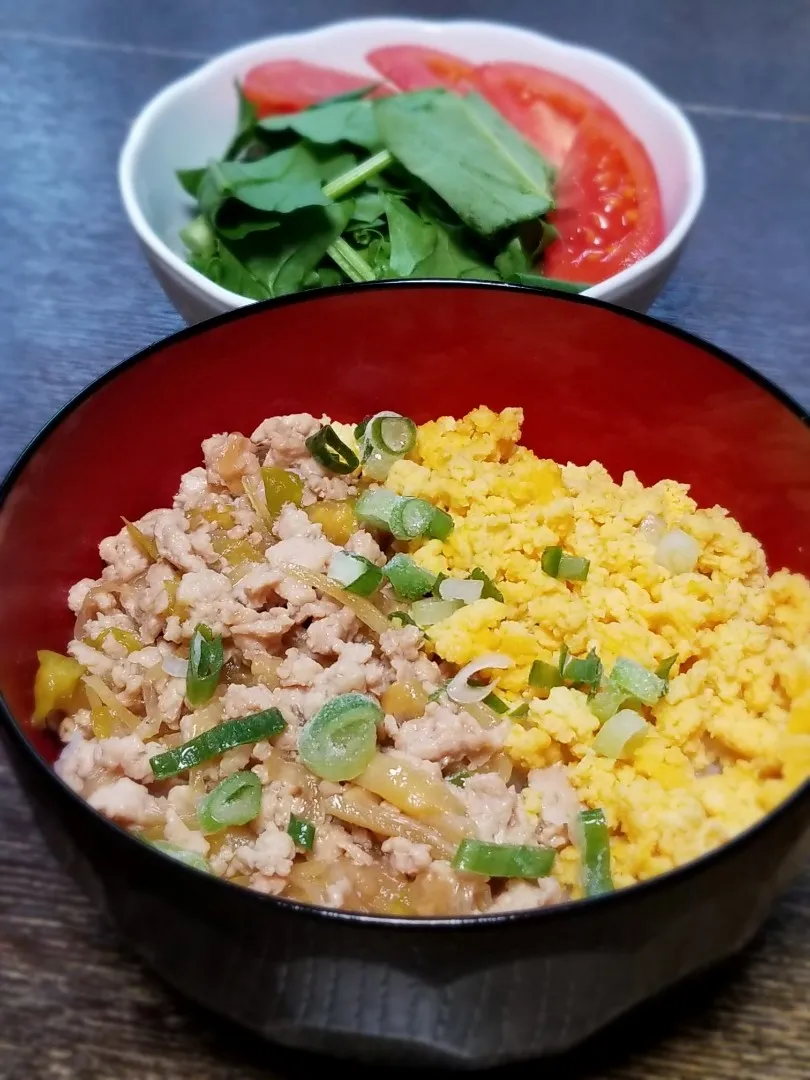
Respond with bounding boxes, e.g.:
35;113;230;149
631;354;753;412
322;149;394;200
326;238;376;283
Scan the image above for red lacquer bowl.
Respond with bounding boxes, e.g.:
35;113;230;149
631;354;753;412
1;282;809;1068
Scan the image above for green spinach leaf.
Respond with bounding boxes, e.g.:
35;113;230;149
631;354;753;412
374;90;554;236
177;167;207;198
223;83;259;161
383;196;437;277
260;99;381;151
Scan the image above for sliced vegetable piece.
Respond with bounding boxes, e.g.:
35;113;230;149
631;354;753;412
86;628;143;654
655;655;679;682
655;529;700;574
410;597;464;627
389;610;417;627
148;839;210;873
298;692;381;782
451;838;555;878
198;771;262;833
383;554;436;601
354;488;403;531
262;466;303;519
390;497;454;541
285;565;391;635
528;659;562;691
328;550;383;597
243;59;379;118
122;517;158;562
589;683;627;724
544;107;664;285
558;553;590;582
447;769;473;787
380;679;428;721
186;624;224;707
483;693;508;715
477;62;608;167
326;786;454;858
33;651;83;724
577;808;614;897
447;653;513;705
305;424;359;475
356;752;469;841
592;709;650;759
438;577;484;604
304;498;356;545
82;674;140;732
510;702;530;718
469;567;504;602
609;657;666;706
288;813;316;851
562;649;602;690
540;545;563;577
149;708;286;779
366;45;478;93
368;414;417;455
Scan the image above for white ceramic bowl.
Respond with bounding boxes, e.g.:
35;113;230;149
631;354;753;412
119;16;706;324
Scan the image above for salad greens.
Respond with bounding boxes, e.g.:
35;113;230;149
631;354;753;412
177;83;586;301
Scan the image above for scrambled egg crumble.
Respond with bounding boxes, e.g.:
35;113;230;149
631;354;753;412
387;406;810;894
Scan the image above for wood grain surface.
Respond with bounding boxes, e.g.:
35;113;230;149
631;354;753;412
1;2;809;1077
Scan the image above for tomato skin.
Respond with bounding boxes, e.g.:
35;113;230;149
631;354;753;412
366;45;478;93
477;62;608;167
242;60;381;117
543;108;664;285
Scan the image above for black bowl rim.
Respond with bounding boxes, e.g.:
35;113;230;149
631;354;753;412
1;278;809;931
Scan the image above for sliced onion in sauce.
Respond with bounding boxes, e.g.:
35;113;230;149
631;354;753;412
162;654;189;679
446;653;513;705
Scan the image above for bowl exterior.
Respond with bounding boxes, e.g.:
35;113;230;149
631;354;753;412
1;284;807;1067
119;17;705;323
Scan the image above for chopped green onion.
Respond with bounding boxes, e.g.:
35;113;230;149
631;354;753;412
362;447;398;481
542;546;589;581
428;682;447;703
589;684;627;724
368;415;417;456
447;769;473;787
389;497;434;539
148;839;210;873
439;577;484;604
149;708;286;779
655;654;679;682
328;551;383;597
297;692;381;781
354;416;371;442
451;839;556;879
383;554;436;601
288;814;316;851
483;692;508;715
577;808;614;897
609;657;666;706
541;546;563;577
562;649;602;691
389;497;454;541
305;424;359;475
389;610;416;627
558;643;570;674
592;709;650;759
469;567;504;603
186;624;224;707
198;771;261;833
529;660;563;690
510;702;530;718
410;597;463;627
558;553;590;582
355;488;402;530
432;571;448;597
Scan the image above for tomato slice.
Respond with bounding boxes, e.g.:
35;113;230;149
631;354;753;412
242;60;381;118
366;45;478;93
543;108;664;285
477;62;608;167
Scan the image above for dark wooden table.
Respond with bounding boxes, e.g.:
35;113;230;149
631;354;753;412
2;2;810;1077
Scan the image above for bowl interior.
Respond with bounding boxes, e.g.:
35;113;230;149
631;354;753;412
2;283;810;764
128;18;699;279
